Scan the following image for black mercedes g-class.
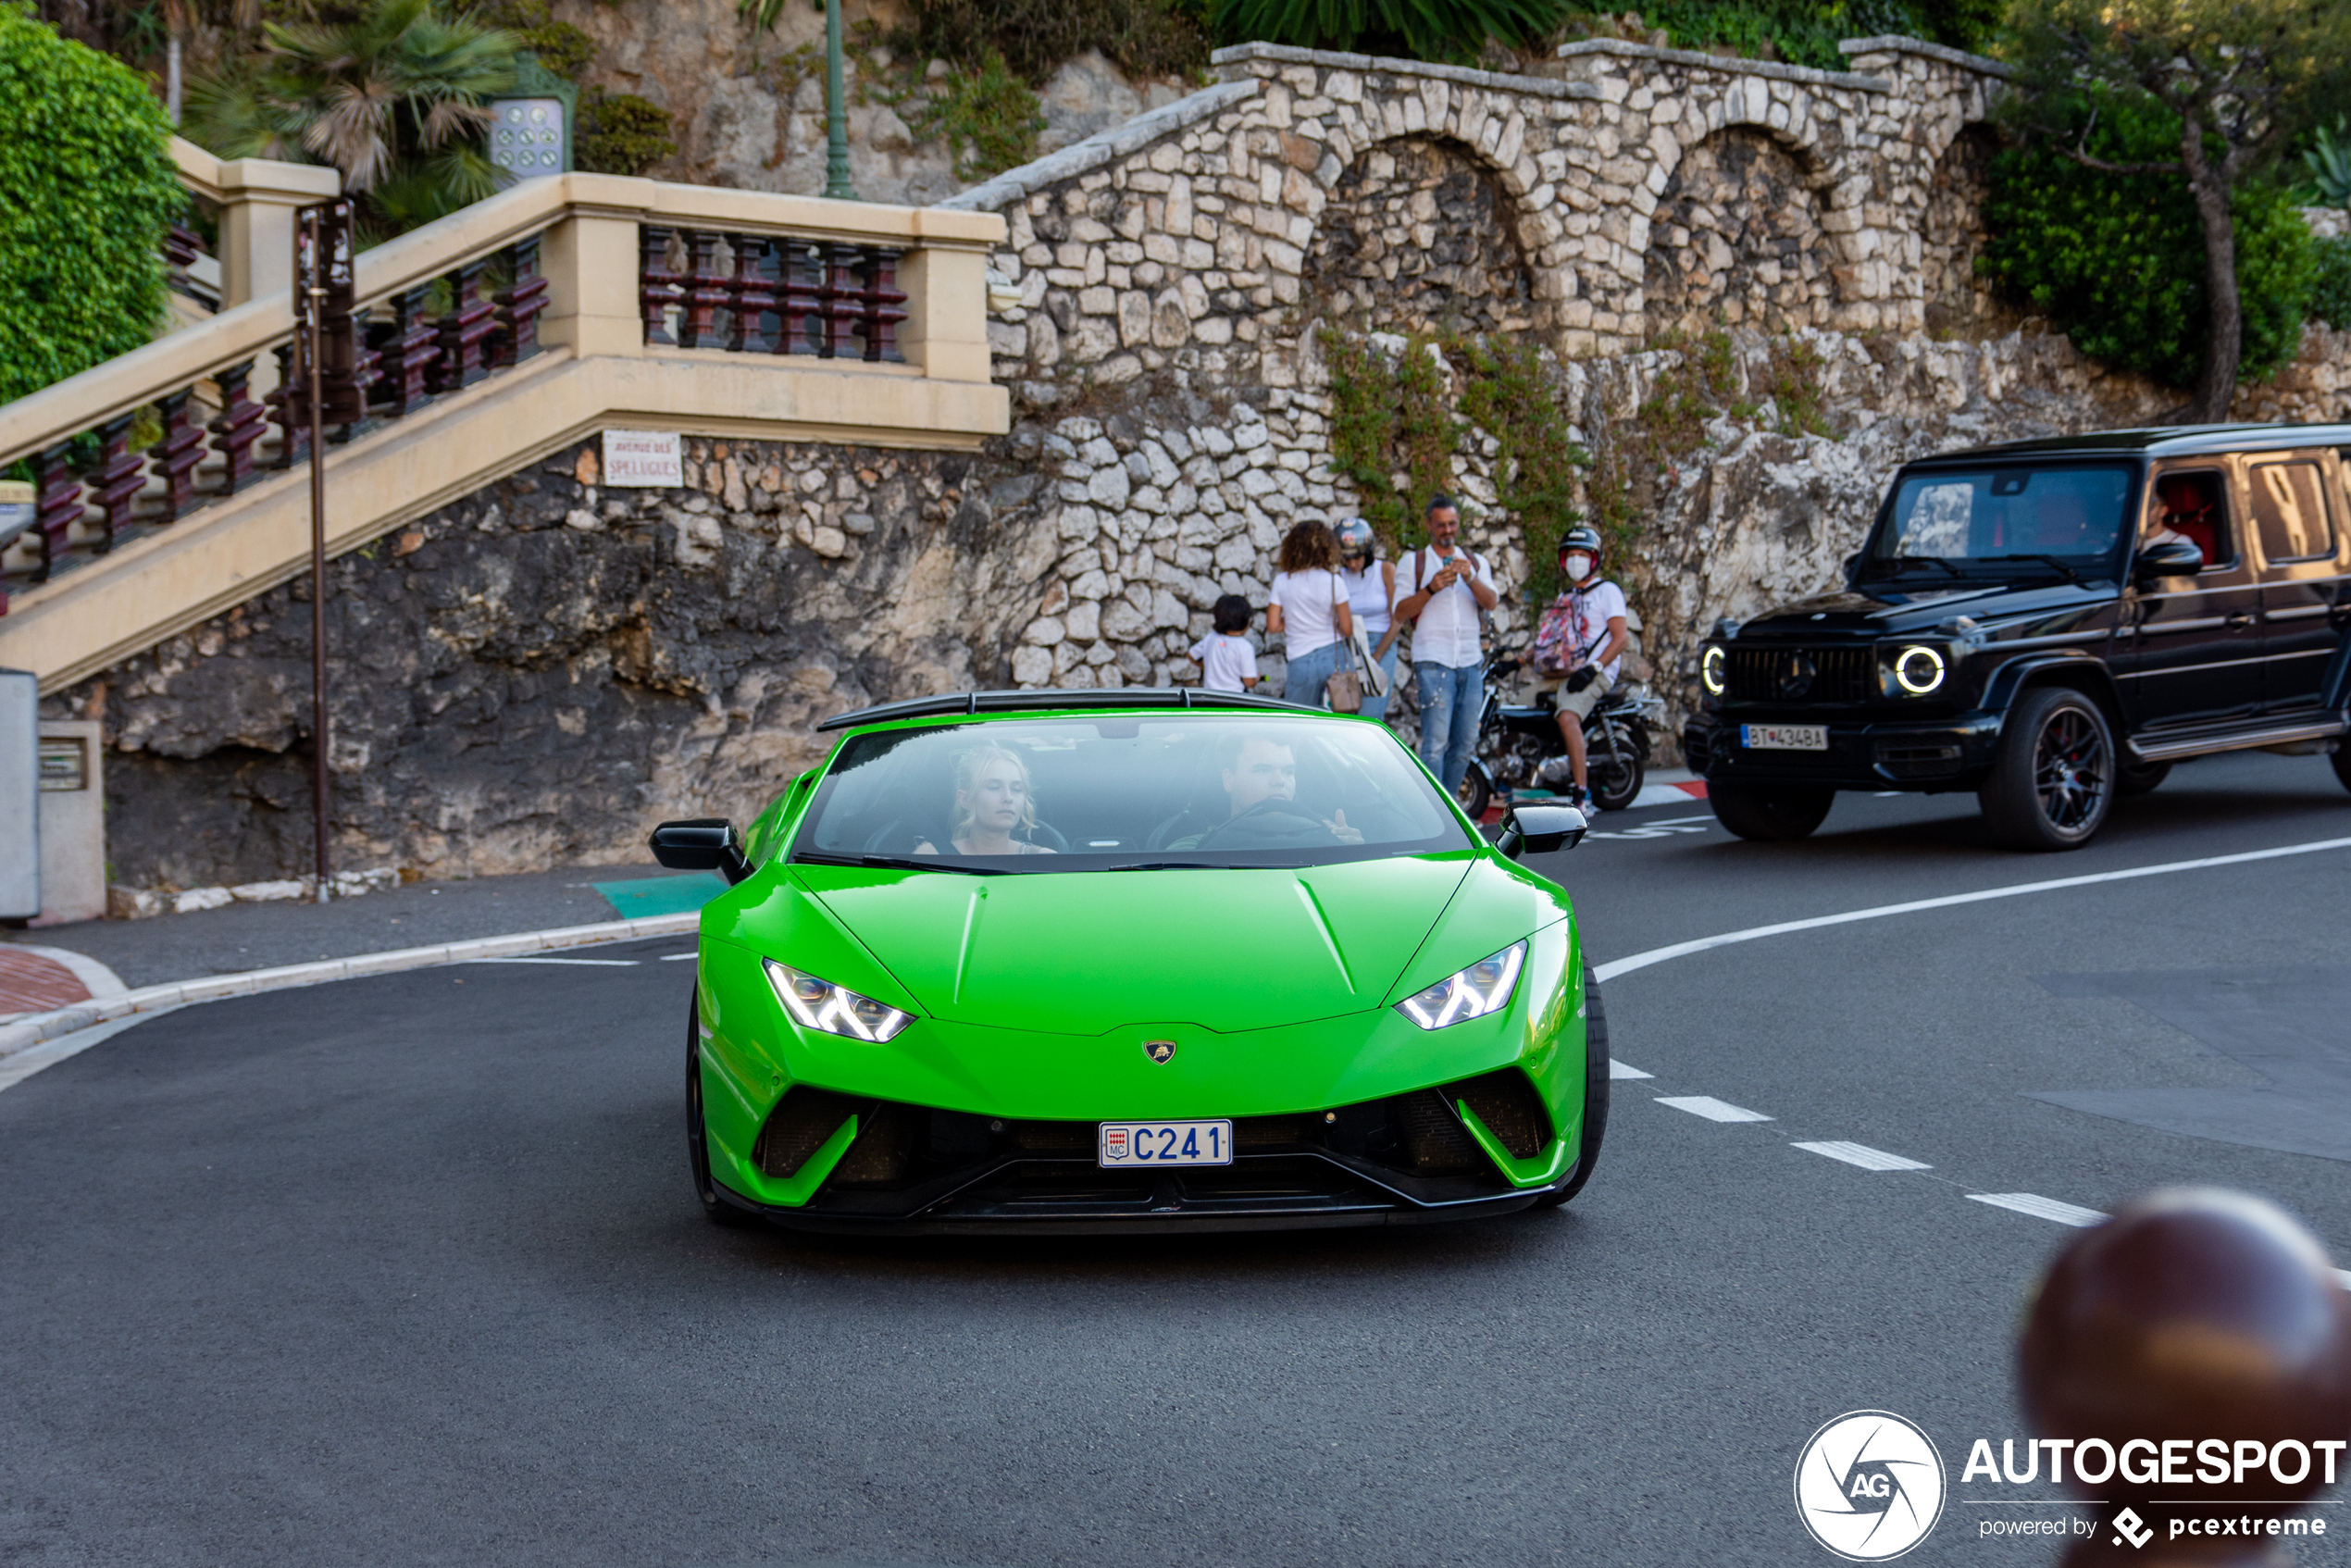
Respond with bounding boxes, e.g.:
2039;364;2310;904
1681;424;2351;850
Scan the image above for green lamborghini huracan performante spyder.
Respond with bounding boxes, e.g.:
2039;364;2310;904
650;689;1606;1235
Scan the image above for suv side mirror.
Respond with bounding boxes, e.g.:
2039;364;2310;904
649;818;751;884
2133;540;2204;582
1497;803;1588;860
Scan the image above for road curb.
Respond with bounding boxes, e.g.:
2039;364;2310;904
0;912;700;1063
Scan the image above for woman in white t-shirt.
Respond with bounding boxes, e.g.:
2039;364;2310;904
1334;518;1396;721
1264;520;1353;708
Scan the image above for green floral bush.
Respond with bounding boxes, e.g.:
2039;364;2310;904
0;9;183;404
2310;235;2351;332
1980;94;2317;388
576;88;677;176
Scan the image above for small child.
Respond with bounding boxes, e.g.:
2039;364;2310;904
1189;594;1261;693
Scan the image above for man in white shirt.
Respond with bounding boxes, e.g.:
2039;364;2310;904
1390;495;1499;793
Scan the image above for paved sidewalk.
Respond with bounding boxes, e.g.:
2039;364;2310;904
2;864;704;991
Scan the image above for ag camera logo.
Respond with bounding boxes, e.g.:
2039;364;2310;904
1795;1411;1947;1561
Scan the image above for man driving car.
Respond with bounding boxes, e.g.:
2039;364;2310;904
1163;734;1362;850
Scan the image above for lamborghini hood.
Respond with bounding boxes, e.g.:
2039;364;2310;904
790;856;1477;1035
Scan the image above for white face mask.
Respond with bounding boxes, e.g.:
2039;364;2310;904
1564;554;1595;581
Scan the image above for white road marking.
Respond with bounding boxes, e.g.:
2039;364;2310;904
1592;834;2351;984
466;957;641;967
1793;1140;1932;1172
1609;1059;1655;1080
659;952;699;961
1968;1192;2108;1227
1587;813;1718;841
1657;1095;1774;1123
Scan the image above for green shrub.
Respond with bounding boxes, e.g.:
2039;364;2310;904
1213;0;1568;62
576;87;677;176
907;51;1048;181
479;0;596;80
897;0;1210;84
1564;0;2002;71
0;10;183;404
1980;93;2317;388
2311;235;2351;331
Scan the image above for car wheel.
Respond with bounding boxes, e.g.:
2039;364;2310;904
686;997;754;1228
1708;780;1835;840
1456;759;1494;821
1980;686;2114;851
2116;757;2171;796
1589;748;1645;813
1534;966;1608;1208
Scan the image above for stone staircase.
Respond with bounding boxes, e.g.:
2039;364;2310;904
0;147;1007;693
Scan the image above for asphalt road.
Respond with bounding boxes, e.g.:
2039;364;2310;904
4;750;2348;1566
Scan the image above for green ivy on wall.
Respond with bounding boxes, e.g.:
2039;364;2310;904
0;9;182;406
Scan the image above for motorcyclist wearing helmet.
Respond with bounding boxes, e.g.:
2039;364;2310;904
1529;526;1628;809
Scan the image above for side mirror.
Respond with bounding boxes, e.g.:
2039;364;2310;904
1497;803;1588;860
649;818;752;884
2133;540;2204;582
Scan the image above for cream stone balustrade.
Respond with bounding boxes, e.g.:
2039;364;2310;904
0;173;1006;691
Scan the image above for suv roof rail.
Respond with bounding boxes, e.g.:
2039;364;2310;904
815;687;1323;731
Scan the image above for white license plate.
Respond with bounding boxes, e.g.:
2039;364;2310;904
1099;1119;1234;1168
1740;724;1829;751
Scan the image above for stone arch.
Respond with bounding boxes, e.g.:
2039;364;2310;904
1642;123;1835;340
1303;134;1543;336
1922;122;2002;334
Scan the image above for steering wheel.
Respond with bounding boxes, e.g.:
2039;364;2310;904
1195;797;1347;852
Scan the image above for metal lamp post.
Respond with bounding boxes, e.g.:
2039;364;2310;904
823;0;856;200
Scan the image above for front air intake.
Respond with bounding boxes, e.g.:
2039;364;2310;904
753;1088;860;1178
1393;1089;1487;1176
1450;1068;1552;1160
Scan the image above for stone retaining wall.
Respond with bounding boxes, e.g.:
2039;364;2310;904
50;40;2351;890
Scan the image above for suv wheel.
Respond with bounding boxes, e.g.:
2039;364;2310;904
1981;687;2113;851
1709;781;1835;841
2117;757;2171;796
2332;745;2351;796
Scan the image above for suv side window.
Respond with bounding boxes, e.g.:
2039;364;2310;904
2145;468;2233;570
2247;461;2335;564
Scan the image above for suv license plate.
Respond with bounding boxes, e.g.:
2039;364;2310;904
1741;724;1828;751
1099;1120;1233;1168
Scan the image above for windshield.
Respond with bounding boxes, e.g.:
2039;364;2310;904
792;715;1474;871
1864;465;2135;579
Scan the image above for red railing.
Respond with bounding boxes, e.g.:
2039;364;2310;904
0;231;550;612
639;229;907;361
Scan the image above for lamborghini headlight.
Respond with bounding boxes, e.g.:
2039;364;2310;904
1395;941;1526;1030
1700;644;1727;696
765;959;913;1042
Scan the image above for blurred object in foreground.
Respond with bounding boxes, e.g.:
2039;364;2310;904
2022;1188;2351;1565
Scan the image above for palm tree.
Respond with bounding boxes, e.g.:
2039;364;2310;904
185;0;520;238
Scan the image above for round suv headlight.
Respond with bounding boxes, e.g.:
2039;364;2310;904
1701;645;1726;696
1893;644;1947;695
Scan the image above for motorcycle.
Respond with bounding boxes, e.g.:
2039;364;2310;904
1453;648;1662;819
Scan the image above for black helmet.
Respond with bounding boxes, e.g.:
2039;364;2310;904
1558;526;1603;568
1333;517;1375;559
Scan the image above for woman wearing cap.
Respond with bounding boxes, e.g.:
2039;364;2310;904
1335;519;1398;721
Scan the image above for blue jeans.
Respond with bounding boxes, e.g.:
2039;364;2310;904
1415;660;1482;790
1283;641;1343;708
1359;639;1401;722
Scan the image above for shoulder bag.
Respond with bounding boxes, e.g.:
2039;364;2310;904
1324;571;1364;713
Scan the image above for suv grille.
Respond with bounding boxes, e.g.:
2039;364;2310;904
1727;646;1874;703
